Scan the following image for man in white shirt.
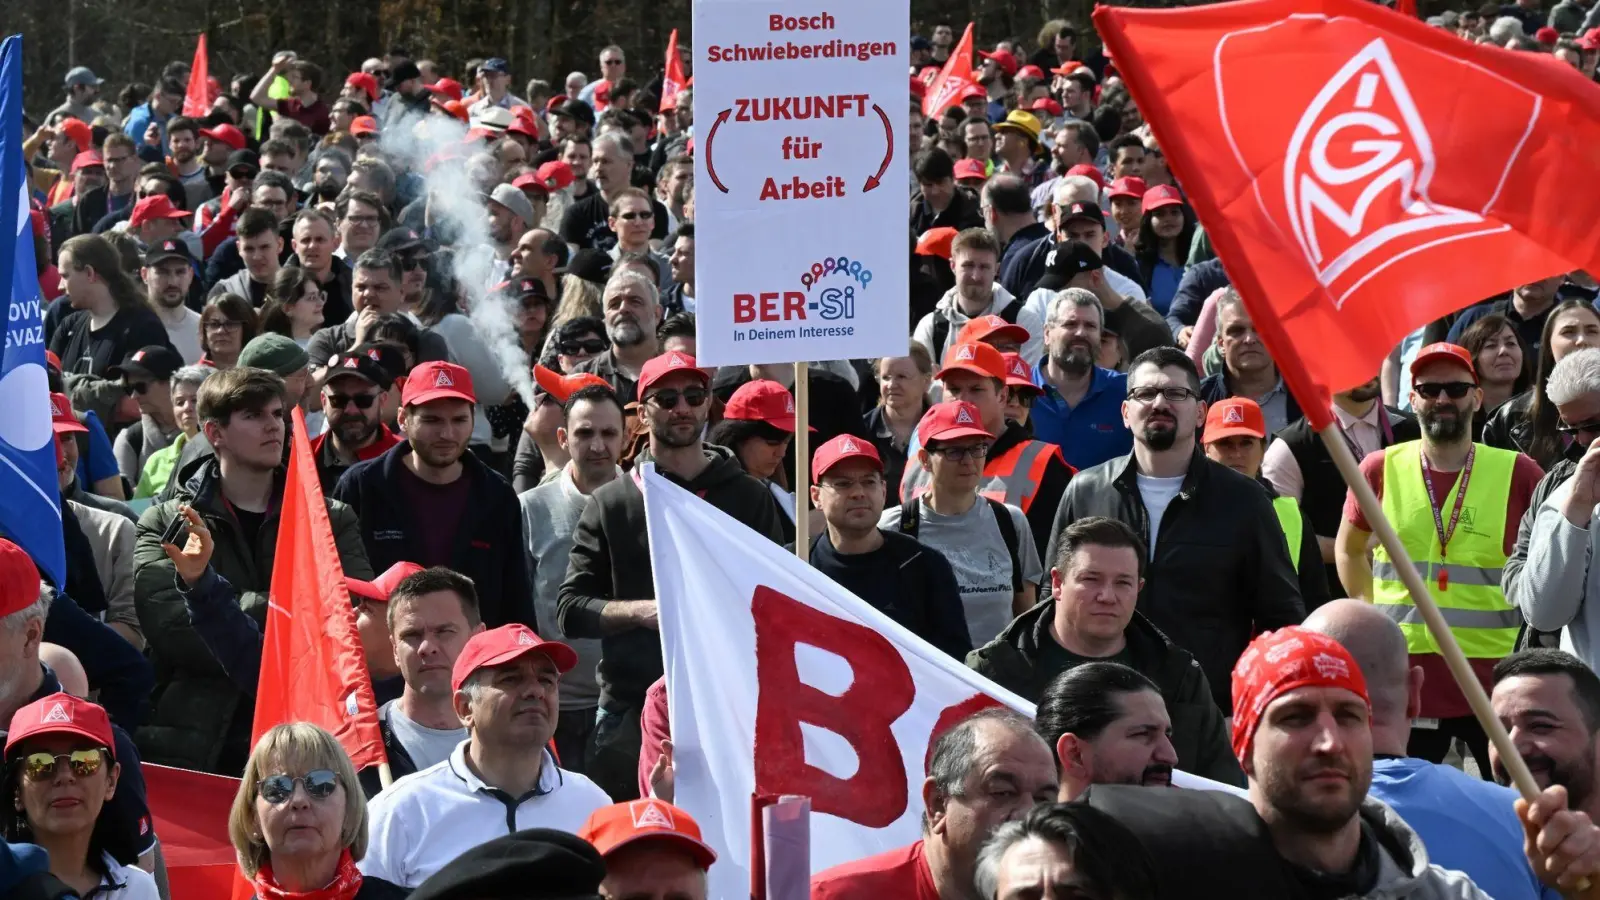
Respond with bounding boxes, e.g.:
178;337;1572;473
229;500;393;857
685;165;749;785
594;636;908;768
142;240;203;364
359;623;612;888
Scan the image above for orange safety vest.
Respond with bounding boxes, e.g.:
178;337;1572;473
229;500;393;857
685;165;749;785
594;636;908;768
980;440;1062;512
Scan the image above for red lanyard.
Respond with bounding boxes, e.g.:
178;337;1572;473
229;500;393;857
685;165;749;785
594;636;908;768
1419;444;1474;591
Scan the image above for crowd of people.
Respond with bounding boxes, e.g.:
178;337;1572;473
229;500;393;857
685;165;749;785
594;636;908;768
8;5;1600;897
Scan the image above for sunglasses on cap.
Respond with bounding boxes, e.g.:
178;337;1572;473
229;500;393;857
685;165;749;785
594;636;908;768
257;769;339;804
646;387;709;410
18;749;105;782
1413;381;1474;400
558;337;608;355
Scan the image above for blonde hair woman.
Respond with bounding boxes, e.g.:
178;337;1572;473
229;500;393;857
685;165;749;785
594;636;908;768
229;723;404;900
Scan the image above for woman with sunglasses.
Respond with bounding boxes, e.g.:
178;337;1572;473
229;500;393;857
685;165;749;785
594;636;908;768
1484;300;1600;467
548;316;609;373
3;693;157;898
230;723;404;900
199;293;259;370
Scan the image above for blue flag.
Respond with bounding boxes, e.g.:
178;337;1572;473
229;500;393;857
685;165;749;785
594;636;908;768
0;35;65;587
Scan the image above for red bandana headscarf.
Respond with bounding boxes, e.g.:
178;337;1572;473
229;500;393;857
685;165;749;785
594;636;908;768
1230;626;1370;764
251;849;363;900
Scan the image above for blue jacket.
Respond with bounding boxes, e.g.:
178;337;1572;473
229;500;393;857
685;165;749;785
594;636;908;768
997;223;1051;299
1164;257;1230;336
333;442;535;631
121;102;170;152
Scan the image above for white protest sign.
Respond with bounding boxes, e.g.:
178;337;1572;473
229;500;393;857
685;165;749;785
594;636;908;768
643;467;1241;900
691;0;911;366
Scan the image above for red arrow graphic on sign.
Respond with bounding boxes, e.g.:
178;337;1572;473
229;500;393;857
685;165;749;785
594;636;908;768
706;109;732;194
862;104;894;193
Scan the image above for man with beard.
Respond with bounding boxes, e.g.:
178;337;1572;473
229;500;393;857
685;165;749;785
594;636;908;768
1028;288;1133;471
571;271;662;405
164;117;212;211
1199;290;1302;434
1337;342;1542;773
141;239;203;363
1043;347;1302;708
1036;663;1184;799
560;350;785;801
311;348;402;493
520;379;625;773
1307;600;1559;900
334;362;533;631
1492;649;1600;827
1265;374;1419;598
979;517;1241;785
812;708;1057;900
487;183;535;287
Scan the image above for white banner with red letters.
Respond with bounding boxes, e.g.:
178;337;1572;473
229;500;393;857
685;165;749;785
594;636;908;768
644;467;1240;899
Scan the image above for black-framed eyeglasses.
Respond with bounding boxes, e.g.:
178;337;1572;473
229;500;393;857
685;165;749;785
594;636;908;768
929;442;989;461
559;338;608;355
19;749;105;782
1413;381;1474;400
258;769;339;804
1558;419;1600;438
328;392;380;410
1127;386;1198;404
646;387;709;410
205;320;244;333
123;381;151;396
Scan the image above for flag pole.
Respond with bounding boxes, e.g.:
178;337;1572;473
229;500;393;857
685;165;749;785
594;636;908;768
1317;426;1541;801
378;762;393;789
793;362;811;562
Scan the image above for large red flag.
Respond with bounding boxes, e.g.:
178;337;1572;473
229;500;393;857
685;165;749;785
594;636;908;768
921;23;976;117
250;407;385;767
182;34;211;118
660;29;687;113
1094;0;1600;427
143;764;239;900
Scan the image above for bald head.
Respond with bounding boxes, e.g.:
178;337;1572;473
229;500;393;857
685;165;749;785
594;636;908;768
1302;598;1411;717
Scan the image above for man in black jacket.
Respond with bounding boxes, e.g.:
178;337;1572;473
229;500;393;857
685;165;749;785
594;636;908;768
910;146;984;236
559;350;785;802
1042;348;1304;708
333;361;534;631
970;517;1241;785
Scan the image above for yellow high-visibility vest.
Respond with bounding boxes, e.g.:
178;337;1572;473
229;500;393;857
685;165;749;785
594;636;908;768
1272;495;1303;571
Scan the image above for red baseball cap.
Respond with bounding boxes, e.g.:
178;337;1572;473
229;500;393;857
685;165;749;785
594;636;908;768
956;315;1031;348
915;226;959;259
1016;64;1046;81
1202;397;1266;444
1030;98;1063;117
1409;342;1479;383
533;364;612;403
1536;25;1560;45
917;399;994;443
637;351;710;398
537;161;576;191
50;393;87;435
56;118;92;153
1141;184;1185;213
957;84;987;103
953;159;987;183
1107;176;1148;200
199;124;246;150
402;361;477;406
1001;352;1041;395
812;434;882;481
0;539;39;618
909;75;927;99
70;150;103;173
1050;61;1094;79
724;380;813;432
978;49;1019;77
347;562;425;604
129;195;191;227
507;117;540;140
345;72;380;103
451;624;578;692
427;78;465;102
1066;163;1105;190
5;693;115;760
936;340;1008;382
350;116;380;137
580;800;717;868
1580;27;1600;50
438;100;470;123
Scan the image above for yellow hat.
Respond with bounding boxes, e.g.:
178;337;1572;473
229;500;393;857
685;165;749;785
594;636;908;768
994;109;1043;146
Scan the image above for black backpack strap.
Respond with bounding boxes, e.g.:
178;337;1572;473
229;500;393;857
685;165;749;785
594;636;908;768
998;296;1025;323
986;498;1023;593
930;309;951;362
898;501;920;540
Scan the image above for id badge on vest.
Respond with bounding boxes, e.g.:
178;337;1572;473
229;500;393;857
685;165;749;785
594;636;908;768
1420;445;1475;591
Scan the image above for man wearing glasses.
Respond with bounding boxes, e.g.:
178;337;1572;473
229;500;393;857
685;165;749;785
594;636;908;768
1506;347;1600;670
1338;341;1543;772
560;350;785;802
807;435;971;659
580;46;627;110
1045;346;1303;710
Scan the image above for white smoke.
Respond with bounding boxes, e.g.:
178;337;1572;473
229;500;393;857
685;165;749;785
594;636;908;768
378;115;536;409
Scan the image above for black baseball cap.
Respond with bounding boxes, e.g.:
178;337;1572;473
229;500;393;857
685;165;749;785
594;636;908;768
405;829;605;900
376;226;427;254
107;345;184;382
548;98;596;126
317;348;392;389
564;249;612;286
143;239;195;267
504;277;552;304
1034;240;1103;292
226;149;260;177
1060;201;1106;227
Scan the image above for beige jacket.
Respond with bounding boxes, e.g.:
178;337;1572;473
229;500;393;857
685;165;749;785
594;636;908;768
67;499;141;645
